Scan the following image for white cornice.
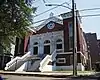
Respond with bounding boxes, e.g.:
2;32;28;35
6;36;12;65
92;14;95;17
30;17;63;31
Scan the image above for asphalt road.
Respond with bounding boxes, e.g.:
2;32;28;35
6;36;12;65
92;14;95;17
1;74;98;80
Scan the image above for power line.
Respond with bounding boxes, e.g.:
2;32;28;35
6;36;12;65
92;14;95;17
33;13;100;24
80;14;100;17
34;6;58;17
34;2;70;17
34;7;100;18
33;0;100;18
79;7;100;12
66;0;72;7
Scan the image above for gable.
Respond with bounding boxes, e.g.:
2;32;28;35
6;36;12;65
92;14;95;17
35;21;64;34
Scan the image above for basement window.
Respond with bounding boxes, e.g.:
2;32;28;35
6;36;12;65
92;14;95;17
57;58;66;63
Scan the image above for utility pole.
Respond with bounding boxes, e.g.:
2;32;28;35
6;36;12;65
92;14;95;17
72;0;77;76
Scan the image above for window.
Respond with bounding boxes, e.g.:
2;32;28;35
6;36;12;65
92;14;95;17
56;39;62;49
34;42;38;45
68;22;73;50
56;44;62;49
33;42;38;55
56;39;62;42
34;47;38;55
44;40;50;54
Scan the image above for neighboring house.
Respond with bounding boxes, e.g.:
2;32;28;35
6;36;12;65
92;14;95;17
84;33;100;69
97;39;100;62
0;44;11;70
14;37;25;57
13;29;35;57
6;11;89;72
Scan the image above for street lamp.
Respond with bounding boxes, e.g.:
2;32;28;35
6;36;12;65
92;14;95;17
46;1;77;76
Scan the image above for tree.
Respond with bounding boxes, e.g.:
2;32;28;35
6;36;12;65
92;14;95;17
0;0;36;53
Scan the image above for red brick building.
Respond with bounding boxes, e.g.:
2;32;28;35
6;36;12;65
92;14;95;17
85;33;100;69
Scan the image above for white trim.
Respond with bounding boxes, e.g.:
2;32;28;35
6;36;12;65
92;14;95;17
61;12;72;19
56;49;64;53
27;26;36;33
44;43;50;46
57;51;86;59
33;17;63;31
57;52;72;54
57;58;66;63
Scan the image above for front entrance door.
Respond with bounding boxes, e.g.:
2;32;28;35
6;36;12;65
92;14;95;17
34;47;38;55
44;45;50;54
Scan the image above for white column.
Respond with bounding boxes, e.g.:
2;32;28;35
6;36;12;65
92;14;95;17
28;37;33;55
51;37;56;54
28;43;33;55
38;39;44;55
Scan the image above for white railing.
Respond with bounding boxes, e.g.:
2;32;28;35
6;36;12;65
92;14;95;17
6;57;21;67
50;49;57;61
39;55;51;71
5;51;32;70
39;49;57;72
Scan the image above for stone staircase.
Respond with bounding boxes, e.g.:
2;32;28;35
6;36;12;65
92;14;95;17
26;59;41;72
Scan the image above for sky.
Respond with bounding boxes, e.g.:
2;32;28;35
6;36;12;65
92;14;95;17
32;0;100;39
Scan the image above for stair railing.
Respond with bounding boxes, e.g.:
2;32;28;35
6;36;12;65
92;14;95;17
39;49;57;71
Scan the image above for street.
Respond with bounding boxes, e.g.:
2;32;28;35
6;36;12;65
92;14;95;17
1;75;68;80
1;74;98;80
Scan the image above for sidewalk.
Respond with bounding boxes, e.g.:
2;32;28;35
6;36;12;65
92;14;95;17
0;70;97;78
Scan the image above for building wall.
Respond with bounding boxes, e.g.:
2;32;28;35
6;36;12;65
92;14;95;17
29;31;64;55
60;13;89;70
97;40;100;61
85;33;99;68
27;13;88;68
63;18;71;52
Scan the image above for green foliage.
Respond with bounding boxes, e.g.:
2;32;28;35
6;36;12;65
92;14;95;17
0;0;36;53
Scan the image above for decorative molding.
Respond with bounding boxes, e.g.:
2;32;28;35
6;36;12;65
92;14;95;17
61;12;72;19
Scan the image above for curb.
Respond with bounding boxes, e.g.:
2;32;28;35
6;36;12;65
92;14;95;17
0;71;72;78
0;71;100;79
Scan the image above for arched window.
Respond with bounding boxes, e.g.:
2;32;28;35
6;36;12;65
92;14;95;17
56;39;62;43
34;42;38;45
44;40;50;44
